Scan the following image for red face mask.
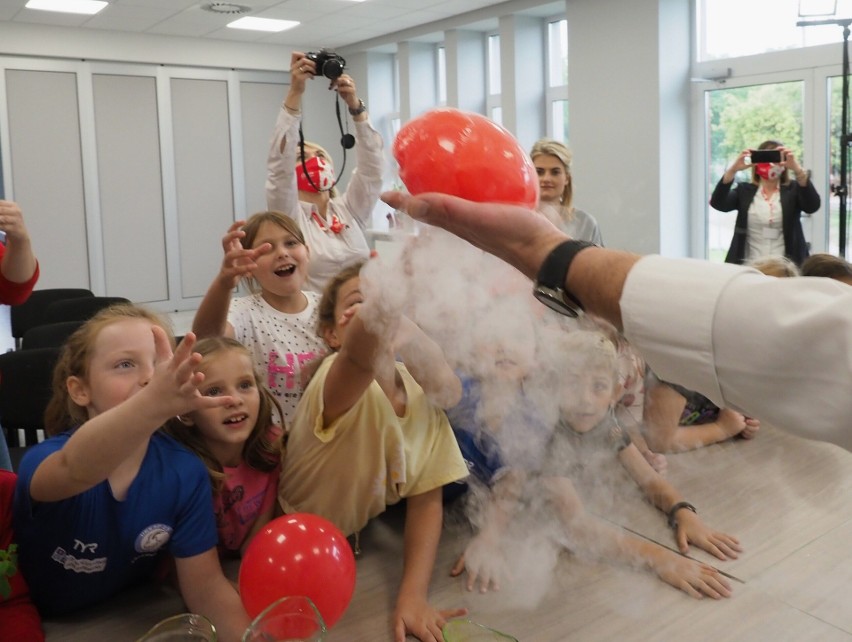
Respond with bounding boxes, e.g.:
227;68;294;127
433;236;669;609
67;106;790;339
755;162;785;181
296;156;335;193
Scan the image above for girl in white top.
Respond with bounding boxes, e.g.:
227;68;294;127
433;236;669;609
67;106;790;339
267;51;385;293
192;212;326;426
530;138;603;245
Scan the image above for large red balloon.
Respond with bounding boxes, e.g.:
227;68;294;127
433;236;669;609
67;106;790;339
238;513;356;628
393;108;539;208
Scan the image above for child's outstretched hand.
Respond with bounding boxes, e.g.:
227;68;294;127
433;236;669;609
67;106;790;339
215;221;271;290
674;509;742;561
147;329;236;419
393;592;467;642
653;550;732;599
449;531;511;594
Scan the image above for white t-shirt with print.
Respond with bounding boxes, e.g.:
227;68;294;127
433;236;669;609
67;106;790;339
228;291;326;426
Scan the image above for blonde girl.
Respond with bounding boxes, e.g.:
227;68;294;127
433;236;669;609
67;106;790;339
12;304;250;641
530;138;603;244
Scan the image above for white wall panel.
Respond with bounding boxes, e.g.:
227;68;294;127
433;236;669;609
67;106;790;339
170;77;234;300
5;69;90;289
240;81;287;217
93;73;168;302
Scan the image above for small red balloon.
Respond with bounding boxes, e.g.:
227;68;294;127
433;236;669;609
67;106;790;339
393;108;539;208
238;513;356;628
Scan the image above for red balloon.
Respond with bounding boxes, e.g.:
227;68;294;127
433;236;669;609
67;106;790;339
238;513;356;628
393;108;539;208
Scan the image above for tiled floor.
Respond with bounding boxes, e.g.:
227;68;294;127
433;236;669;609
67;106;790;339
42;424;852;641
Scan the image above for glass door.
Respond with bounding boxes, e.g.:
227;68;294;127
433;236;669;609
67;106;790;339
699;77;808;261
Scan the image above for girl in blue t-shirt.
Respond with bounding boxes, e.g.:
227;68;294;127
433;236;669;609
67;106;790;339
13;304;251;642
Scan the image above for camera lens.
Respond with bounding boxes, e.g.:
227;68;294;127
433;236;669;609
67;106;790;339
322;59;344;79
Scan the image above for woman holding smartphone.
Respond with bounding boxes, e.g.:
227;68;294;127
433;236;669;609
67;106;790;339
710;139;820;267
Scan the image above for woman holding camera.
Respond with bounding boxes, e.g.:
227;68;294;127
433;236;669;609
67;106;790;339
266;51;384;292
710;140;820;267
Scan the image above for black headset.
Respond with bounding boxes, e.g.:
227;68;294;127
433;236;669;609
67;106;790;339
297;93;355;193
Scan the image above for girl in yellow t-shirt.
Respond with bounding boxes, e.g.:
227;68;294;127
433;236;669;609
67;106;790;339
279;260;469;642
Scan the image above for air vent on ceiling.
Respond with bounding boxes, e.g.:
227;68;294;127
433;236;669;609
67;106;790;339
201;2;252;15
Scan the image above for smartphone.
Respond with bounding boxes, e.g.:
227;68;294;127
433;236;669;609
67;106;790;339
749;149;783;163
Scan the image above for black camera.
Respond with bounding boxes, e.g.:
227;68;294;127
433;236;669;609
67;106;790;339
306;49;346;80
749;149;784;164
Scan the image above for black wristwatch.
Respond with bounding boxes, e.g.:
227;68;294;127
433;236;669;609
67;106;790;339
532;240;597;317
348;99;367;116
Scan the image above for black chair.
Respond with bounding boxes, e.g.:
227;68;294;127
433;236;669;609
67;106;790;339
0;347;61;449
41;296;131;325
21;320;85;350
10;288;94;348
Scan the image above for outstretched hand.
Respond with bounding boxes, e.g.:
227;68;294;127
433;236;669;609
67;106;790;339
674;510;742;561
393;592;467;642
147;328;236;419
216;221;270;290
449;530;512;594
381;191;566;281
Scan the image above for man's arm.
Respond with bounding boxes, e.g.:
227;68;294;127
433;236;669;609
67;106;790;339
384;191;852;451
381;191;638;329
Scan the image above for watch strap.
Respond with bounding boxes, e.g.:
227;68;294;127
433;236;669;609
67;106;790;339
536;239;596;307
348;99;366;116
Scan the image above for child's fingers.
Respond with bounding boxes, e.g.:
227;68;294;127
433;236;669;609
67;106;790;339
393;618;406;642
449;555;465;577
172;331;198;363
151;325;177;363
195;393;236;410
676;528;689;554
251;242;273;257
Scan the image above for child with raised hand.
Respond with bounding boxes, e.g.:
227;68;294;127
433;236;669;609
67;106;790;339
192;212;327;426
443;300;558;592
544;329;741;597
164;337;283;557
12;304;250;642
279;260;469;642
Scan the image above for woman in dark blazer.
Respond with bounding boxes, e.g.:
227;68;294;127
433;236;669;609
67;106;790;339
710;140;820;267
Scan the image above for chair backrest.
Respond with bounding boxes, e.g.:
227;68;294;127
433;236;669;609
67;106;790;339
21;320;85;350
10;288;94;341
0;347;61;448
41;296;131;325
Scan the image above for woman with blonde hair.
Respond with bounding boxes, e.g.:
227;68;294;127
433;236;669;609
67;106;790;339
530;138;603;244
267;51;384;293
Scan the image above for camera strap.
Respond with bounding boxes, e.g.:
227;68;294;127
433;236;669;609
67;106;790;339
297;93;354;193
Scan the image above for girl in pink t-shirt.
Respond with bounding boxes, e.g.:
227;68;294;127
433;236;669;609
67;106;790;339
166;337;283;556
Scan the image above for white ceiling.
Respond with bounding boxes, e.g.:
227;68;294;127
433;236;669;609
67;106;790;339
0;0;564;53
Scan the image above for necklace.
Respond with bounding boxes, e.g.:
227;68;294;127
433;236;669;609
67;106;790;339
311;211;345;234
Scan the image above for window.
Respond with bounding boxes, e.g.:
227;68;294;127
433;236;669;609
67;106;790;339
827;75;851;256
487;34;501;95
704;81;805;260
546;18;569;140
698;0;852;61
437;46;446;105
547;19;568;88
486;33;501;123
